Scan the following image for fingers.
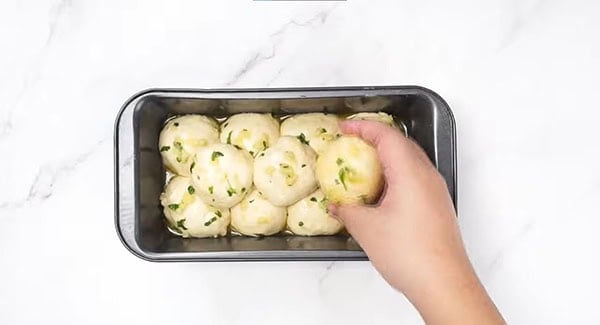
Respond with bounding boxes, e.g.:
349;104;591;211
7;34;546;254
329;203;379;242
340;120;402;149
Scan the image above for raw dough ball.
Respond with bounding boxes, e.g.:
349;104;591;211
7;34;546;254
316;136;383;204
347;112;407;135
159;115;219;176
346;112;395;126
160;176;230;238
280;113;342;154
287;189;343;236
231;189;286;236
191;143;253;208
253;136;318;206
220;113;280;157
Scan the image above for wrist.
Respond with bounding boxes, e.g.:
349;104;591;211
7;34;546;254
403;256;503;324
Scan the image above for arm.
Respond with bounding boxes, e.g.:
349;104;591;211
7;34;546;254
329;121;505;325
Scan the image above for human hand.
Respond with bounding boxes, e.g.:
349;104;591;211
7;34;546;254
329;120;504;325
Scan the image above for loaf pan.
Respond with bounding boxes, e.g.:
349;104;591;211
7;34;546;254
114;86;456;262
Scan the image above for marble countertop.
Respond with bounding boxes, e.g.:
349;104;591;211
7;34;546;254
2;1;599;324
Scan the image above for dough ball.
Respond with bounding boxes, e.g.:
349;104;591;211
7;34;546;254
316;136;383;204
220;113;280;157
253;136;318;206
280;113;342;154
287;189;343;236
231;189;286;236
159;115;219;176
346;112;407;135
160;176;230;238
191;143;253;208
346;112;395;126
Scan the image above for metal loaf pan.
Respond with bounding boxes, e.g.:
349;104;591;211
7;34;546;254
114;86;456;262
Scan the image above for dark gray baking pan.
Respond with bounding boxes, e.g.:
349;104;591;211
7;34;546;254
114;86;456;262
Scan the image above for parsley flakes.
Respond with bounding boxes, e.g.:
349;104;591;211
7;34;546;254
226;187;236;197
204;216;218;226
176;219;188;230
211;151;224;161
338;167;349;190
226;131;233;144
296;133;309;145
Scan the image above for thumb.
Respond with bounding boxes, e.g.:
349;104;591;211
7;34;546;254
329;203;380;240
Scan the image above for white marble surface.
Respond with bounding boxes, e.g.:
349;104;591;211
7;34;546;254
1;0;600;324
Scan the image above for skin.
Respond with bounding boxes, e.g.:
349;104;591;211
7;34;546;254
329;121;505;325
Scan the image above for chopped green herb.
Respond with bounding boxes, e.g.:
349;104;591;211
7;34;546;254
208;185;214;194
170;224;182;234
241;187;246;193
226;131;233;144
215;210;222;218
234;145;242;150
249;199;255;203
262;140;268;149
242;128;248;132
190;161;195;173
211;151;224;161
358;194;368;204
223;122;229;128
318;128;327;134
336;158;344;166
176;157;182;163
187;185;195;194
174;122;179;127
168;204;179;211
310;197;318;202
296;133;309;145
160;146;170;152
319;197;329;212
227;187;236;197
249;151;254;156
204;216;218;226
298;221;304;227
177;219;188;230
301;164;306;168
173;141;183;150
259;153;265;157
338;167;349;190
280;163;291;169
